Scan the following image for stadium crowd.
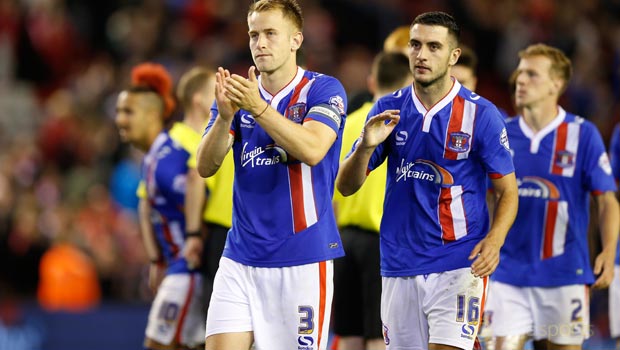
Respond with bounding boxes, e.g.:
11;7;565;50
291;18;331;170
1;0;620;346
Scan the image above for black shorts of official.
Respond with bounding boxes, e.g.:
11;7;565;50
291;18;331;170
333;226;382;339
201;223;229;309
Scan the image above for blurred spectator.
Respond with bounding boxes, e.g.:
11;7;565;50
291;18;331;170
37;242;101;312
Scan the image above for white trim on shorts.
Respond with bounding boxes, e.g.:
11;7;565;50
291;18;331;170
145;273;206;347
484;280;590;345
381;267;488;350
206;257;334;350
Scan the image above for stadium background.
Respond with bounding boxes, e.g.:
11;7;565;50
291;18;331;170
0;0;619;348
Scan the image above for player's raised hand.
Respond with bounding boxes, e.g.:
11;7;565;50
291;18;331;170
215;67;239;122
224;66;267;117
360;110;400;149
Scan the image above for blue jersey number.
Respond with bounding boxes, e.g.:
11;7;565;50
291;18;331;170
158;301;179;322
456;294;480;325
298;306;314;334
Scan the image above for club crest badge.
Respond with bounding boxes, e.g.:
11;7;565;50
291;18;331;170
287;103;306;123
447;132;471;153
554;150;575;168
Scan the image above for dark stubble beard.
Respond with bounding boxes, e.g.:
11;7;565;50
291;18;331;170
415;67;449;89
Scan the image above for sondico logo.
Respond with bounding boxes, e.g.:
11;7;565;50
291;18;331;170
241;142;287;167
240;114;256;128
297;335;314;350
395;131;408;146
395;159;454;185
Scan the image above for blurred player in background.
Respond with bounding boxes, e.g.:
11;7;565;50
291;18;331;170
383;25;410;55
195;0;347;349
115;63;207;350
331;51;412;350
451;44;478;92
608;122;620;350
175;66;232;313
484;43;619;350
337;11;518;350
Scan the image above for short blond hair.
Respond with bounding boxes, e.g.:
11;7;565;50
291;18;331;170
249;0;303;31
176;67;214;110
519;43;572;94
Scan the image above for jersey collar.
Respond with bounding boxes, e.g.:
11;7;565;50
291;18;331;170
411;78;462;133
258;67;305;108
519;106;566;153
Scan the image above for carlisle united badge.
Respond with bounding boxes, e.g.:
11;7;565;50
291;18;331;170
287;103;306;123
448;132;471;153
555;150;575;168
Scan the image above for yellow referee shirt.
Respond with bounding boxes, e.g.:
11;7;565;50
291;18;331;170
333;102;386;233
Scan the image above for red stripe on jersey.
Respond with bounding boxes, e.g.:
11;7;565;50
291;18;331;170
444;95;465;160
288;163;307;233
551;123;568;175
542;201;559;259
174;273;195;344
285;76;311;119
161;216;180;257
439;187;456;242
317;261;327;349
286;76;313;233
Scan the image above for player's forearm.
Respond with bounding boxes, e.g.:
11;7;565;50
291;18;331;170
254;105;335;166
336;146;375;196
487;172;519;244
597;191;620;260
197;117;232;178
139;199;162;262
185;168;206;234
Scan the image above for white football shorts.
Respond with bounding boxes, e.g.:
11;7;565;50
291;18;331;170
381;267;488;350
609;265;620;338
145;273;206;347
484;280;590;345
206;257;334;350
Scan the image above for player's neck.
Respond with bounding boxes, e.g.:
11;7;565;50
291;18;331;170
259;63;299;96
521;101;559;133
413;74;453;110
136;131;158;152
183;110;206;134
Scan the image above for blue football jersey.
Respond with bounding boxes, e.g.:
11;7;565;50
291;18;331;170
355;80;514;276
205;68;346;267
143;128;201;274
609;123;620;266
493;108;617;286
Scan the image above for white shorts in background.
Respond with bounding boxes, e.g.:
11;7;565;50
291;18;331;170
381;267;488;350
145;273;206;347
610;265;620;338
484;280;590;345
206;257;334;350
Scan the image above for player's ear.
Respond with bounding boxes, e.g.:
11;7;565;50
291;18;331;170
551;77;564;96
367;75;377;95
291;31;303;51
449;47;461;67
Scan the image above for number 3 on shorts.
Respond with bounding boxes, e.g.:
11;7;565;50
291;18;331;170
298;305;314;334
456;294;480;324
